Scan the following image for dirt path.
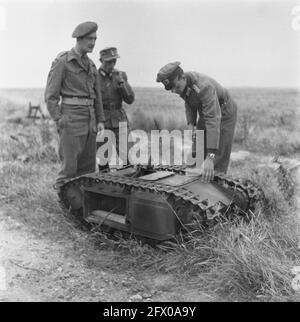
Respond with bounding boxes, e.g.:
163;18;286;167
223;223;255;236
0;210;213;302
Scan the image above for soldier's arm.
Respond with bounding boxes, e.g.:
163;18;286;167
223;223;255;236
197;82;221;152
185;103;197;126
94;72;105;123
117;71;135;104
44;57;65;122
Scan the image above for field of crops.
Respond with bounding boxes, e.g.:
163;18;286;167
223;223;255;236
1;87;300;156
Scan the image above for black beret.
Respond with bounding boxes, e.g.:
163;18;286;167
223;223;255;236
72;21;98;38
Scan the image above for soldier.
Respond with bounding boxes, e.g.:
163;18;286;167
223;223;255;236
97;47;135;170
156;62;237;182
45;21;105;191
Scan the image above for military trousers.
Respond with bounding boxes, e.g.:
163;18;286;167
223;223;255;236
56;129;97;187
214;96;237;174
197;96;237;174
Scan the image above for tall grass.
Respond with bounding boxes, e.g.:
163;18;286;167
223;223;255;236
1;87;300;155
0;120;59;163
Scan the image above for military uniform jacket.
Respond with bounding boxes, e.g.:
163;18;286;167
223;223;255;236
45;48;105;136
181;71;235;151
99;68;134;128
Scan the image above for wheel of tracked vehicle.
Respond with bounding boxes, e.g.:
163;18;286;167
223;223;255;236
156;165;266;219
57;176;156;245
165;194;209;242
163;172;266;238
58;176;94;231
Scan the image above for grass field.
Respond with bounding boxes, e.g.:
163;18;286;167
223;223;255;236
0;87;300;301
1;86;300;155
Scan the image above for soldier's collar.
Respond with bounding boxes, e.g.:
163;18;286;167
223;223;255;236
67;47;82;62
180;74;192;99
99;67;113;78
99;68;106;77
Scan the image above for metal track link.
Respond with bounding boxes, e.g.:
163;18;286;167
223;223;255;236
59;165;265;232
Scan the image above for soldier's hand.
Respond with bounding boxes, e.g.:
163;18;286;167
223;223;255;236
56;115;70;129
115;72;124;87
97;122;105;136
201;157;214;183
185;165;204;177
188;124;195;131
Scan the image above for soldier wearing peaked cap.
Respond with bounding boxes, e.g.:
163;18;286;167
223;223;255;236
45;21;105;192
156;62;237;182
97;47;135;170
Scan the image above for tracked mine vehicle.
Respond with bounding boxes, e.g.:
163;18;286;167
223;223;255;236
59;165;264;241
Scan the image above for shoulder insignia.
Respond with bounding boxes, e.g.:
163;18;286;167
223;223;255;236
186;87;192;97
56;51;68;59
192;84;201;94
100;70;106;77
51;51;67;65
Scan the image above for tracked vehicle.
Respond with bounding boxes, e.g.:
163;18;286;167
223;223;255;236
58;165;264;242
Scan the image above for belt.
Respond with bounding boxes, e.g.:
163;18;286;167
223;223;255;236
103;102;120;111
62;97;94;106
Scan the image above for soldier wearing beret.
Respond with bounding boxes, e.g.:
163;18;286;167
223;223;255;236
156;62;237;182
45;21;105;190
97;47;135;170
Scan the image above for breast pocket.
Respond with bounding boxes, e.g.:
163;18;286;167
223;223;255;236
66;65;84;87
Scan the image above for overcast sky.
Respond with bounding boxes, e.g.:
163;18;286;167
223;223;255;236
0;0;299;88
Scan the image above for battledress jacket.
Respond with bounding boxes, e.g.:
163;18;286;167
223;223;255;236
98;67;135;128
45;48;105;136
181;71;236;153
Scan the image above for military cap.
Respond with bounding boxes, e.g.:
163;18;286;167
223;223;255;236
72;21;98;38
100;47;120;61
156;61;183;90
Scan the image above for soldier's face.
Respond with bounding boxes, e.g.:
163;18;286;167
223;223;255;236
78;32;97;53
171;76;186;95
102;59;117;73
